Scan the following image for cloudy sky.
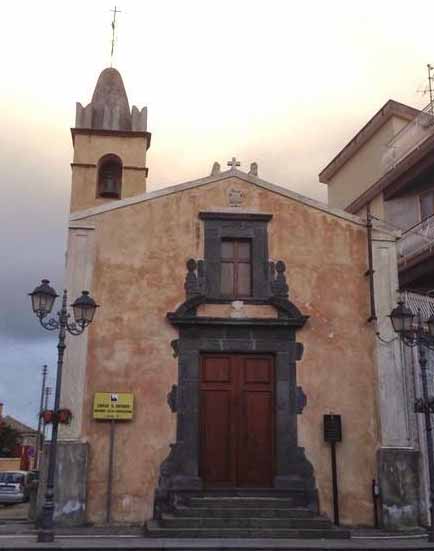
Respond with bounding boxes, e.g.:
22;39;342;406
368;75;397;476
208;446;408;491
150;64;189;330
1;0;433;428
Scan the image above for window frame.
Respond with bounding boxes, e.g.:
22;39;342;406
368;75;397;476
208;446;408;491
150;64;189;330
200;211;272;302
220;238;253;298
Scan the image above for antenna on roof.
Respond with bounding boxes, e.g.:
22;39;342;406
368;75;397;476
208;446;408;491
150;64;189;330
417;64;434;115
427;64;434;115
110;6;122;67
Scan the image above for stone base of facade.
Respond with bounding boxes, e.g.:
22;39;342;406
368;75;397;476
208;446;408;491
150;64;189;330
35;440;88;527
377;447;420;529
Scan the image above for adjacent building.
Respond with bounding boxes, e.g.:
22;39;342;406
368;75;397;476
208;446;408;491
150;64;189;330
320;99;434;292
320;98;434;526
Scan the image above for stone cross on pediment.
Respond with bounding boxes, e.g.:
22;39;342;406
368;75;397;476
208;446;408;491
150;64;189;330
227;157;241;170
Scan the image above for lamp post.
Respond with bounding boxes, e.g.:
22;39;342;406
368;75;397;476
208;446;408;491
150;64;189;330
389;300;434;541
29;279;98;543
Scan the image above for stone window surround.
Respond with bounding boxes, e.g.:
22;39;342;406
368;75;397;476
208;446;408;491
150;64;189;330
199;211;272;303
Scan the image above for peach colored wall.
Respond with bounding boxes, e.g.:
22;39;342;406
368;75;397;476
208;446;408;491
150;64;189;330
70;133;148;212
75;176;377;526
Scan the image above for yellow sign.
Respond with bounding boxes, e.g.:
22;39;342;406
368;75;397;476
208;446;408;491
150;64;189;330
93;393;134;420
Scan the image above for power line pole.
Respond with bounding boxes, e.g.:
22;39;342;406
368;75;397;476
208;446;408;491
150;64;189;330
42;387;52;443
34;365;48;469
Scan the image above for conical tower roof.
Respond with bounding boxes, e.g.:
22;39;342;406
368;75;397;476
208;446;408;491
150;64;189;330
90;67;131;131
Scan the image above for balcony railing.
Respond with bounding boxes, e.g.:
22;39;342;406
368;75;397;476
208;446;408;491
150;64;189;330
382;101;434;174
398;214;434;264
401;290;434;319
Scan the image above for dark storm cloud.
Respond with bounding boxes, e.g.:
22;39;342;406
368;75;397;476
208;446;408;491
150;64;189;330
0;124;70;427
1;125;69;340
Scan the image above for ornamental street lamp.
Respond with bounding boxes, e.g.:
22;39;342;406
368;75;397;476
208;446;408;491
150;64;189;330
389;301;434;541
29;280;98;543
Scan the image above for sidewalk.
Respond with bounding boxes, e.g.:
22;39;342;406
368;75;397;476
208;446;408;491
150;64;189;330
0;522;432;550
0;532;433;550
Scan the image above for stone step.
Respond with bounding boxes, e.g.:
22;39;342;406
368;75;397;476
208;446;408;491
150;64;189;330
188;497;306;509
161;514;332;530
191;486;308;496
146;521;351;539
173;506;316;518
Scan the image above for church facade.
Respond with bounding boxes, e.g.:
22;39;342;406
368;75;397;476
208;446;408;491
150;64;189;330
54;68;417;529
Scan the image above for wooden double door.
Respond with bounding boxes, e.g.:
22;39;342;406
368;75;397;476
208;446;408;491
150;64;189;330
200;354;274;487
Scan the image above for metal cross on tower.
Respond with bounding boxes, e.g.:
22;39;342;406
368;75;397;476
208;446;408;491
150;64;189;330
110;6;122;66
227;157;241;170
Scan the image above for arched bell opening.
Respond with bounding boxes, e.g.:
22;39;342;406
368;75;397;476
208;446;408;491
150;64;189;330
97;154;123;199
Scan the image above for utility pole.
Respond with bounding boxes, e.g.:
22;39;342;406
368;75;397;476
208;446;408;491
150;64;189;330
34;365;47;468
42;387;52;443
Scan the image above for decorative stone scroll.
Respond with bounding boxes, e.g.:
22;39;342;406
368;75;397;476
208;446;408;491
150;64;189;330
270;260;289;298
184;259;205;299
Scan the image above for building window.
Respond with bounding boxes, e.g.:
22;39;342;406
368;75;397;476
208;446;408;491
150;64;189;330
97;154;122;199
221;239;252;297
419;191;434;221
199;211;272;301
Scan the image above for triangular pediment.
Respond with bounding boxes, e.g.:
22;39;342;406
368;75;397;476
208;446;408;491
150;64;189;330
69;167;367;228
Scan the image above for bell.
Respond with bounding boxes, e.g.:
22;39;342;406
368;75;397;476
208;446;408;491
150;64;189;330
100;169;119;198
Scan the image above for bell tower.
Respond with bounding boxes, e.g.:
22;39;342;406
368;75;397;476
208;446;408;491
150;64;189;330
70;68;151;213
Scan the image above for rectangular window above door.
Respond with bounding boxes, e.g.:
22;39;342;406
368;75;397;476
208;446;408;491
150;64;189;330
199;211;272;301
221;239;252;298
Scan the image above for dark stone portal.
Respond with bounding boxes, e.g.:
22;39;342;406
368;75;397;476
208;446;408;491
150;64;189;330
153;293;318;519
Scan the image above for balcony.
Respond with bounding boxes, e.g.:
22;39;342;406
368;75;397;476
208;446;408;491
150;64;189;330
398;214;434;265
401;290;434;318
383;101;434;174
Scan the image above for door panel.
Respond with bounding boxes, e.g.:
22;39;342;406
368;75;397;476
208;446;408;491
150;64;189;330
200;354;274;488
200;389;235;486
202;357;231;383
239;389;273;486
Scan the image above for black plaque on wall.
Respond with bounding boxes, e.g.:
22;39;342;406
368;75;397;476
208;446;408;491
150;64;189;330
324;414;342;443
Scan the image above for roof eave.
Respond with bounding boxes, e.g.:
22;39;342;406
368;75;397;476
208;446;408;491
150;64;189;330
319;100;420;184
346;132;434;214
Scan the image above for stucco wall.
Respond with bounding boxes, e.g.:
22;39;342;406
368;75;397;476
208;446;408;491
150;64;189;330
327;116;408;210
65;176;379;526
70;133;148;212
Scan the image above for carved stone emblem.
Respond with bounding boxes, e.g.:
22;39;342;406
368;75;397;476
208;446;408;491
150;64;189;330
228;188;244;207
230;300;245;319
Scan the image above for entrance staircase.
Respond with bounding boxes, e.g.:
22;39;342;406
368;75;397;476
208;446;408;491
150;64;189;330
147;492;350;539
